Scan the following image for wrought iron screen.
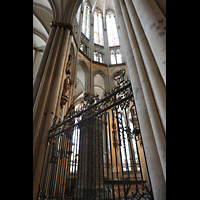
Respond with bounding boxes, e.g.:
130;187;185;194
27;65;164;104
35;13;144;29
38;69;154;200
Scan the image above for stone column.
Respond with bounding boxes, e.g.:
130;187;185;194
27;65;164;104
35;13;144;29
124;0;166;134
119;0;166;180
78;117;104;199
33;25;63;167
103;17;110;64
113;0;166;199
33;23;73;200
33;50;43;80
89;11;94;59
33;25;56;106
131;0;166;85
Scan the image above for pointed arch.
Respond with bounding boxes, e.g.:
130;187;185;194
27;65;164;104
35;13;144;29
76;59;90;93
92;69;109;95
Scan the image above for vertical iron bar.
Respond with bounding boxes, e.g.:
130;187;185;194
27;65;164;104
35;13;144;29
43;141;52;198
79;122;85;199
104;112;110;199
94;117;97;200
90;118;94;199
98;116;101;200
130;104;154;199
119;111;131;196
77;123;83;199
111;108;121;199
53;136;60;197
114;108;126;199
75;123;80;199
65;129;72;199
83;121;87;199
100;114;106;199
55;133;64;197
107;111;115;200
74;125;79;199
61;132;68;199
39;140;51;199
86;119;89;200
71;126;77;200
127;106;140;196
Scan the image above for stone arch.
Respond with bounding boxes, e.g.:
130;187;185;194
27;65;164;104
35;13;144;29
92;69;109;96
76;59;90;94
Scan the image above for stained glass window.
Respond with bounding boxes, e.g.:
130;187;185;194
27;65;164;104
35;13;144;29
94;9;104;46
99;53;103;63
94;11;98;44
106;10;119;47
81;2;90;39
94;51;98;62
94;51;103;63
110;50;116;64
116;49;122;64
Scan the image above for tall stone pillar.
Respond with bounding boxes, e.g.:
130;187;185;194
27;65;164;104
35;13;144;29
33;25;56;106
103;17;110;64
119;0;166;180
89;11;94;59
33;22;73;200
77;117;104;199
113;0;166;199
124;0;166;134
33;25;64;172
131;0;166;85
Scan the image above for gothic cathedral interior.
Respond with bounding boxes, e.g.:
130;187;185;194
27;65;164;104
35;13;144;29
33;0;166;199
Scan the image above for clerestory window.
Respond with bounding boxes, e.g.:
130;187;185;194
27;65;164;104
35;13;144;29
94;8;104;46
81;2;90;39
105;10;120;47
94;51;103;63
110;49;122;64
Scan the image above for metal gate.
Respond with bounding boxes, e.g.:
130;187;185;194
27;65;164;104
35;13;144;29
38;69;154;200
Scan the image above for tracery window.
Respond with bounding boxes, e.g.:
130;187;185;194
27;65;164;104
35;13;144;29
94;51;103;63
110;49;122;65
106;10;120;47
116;49;122;64
94;8;104;46
110;50;116;64
99;53;103;63
82;2;90;39
94;51;99;62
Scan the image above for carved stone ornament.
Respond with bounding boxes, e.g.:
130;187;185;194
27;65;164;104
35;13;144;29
50;21;73;31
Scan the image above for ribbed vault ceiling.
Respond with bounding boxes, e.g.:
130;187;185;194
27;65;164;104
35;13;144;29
33;0;115;49
33;0;115;100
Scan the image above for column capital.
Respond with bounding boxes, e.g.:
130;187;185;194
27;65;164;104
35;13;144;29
50;21;73;31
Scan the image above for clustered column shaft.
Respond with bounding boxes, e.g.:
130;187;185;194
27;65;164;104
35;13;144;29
113;0;166;199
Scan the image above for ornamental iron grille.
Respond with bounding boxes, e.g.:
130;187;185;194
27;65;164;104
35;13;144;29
38;69;154;200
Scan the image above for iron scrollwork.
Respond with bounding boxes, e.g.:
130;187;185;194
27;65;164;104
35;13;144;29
38;69;153;200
